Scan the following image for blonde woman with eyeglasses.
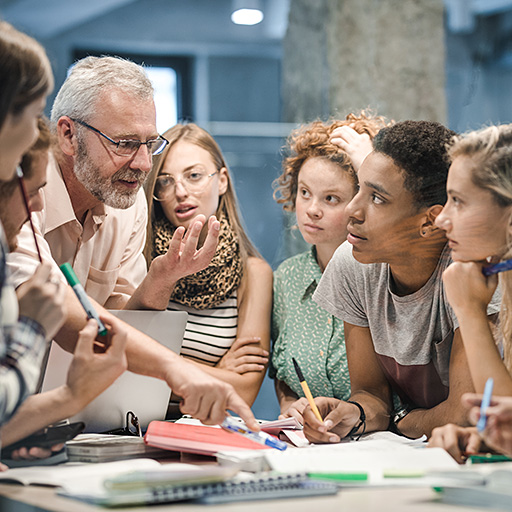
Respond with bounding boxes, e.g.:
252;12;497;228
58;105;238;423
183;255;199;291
143;123;272;410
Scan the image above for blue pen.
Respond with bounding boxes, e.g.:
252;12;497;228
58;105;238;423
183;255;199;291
477;377;494;433
482;258;512;276
221;416;287;451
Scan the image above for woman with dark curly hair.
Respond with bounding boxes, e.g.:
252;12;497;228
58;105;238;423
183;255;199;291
270;112;389;422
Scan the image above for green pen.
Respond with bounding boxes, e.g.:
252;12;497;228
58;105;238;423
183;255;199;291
468;453;512;464
308;472;368;482
60;263;107;336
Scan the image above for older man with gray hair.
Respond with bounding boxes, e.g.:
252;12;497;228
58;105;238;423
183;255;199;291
8;56;257;427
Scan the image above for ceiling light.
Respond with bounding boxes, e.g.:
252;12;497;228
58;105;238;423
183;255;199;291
231;0;264;25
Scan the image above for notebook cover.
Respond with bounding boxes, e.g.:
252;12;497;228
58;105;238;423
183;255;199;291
145;421;270;456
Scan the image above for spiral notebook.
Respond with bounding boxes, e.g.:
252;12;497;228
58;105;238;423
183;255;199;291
59;471;339;507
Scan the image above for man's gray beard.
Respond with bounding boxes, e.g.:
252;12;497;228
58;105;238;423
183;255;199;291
74;142;145;210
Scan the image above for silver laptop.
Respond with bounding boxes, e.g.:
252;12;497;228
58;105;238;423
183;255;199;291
41;310;187;433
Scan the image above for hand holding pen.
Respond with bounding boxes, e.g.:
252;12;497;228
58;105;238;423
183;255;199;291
476;377;494;433
482;258;512;276
292;358;323;422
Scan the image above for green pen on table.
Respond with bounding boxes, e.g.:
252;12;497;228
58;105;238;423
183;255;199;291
468;453;512;464
308;472;368;482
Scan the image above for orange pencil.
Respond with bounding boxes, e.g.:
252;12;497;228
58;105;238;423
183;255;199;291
292;357;323;422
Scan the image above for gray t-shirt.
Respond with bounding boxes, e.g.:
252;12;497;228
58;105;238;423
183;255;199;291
314;241;501;409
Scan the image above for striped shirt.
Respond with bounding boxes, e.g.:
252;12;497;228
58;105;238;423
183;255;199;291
167;291;238;366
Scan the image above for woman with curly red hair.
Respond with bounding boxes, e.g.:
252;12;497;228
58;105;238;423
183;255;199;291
270;112;389;422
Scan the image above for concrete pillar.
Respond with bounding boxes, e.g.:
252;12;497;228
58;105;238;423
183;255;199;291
283;0;446;123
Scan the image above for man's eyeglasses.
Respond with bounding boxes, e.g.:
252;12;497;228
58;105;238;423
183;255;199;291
71;118;169;157
153;170;218;201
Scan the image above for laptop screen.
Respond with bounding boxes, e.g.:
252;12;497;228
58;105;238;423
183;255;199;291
41;310;187;432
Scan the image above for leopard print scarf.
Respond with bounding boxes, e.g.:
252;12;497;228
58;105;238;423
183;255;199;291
151;209;243;310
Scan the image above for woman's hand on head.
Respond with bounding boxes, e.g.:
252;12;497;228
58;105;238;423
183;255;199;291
216;336;268;374
330;126;373;171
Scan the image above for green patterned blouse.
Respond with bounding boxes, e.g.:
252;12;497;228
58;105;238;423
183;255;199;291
270;247;351;400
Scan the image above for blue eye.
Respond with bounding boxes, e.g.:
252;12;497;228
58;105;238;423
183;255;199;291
185;170;205;182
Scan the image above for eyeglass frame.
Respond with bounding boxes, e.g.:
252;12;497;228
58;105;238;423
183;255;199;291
70;118;169;157
152;170;219;201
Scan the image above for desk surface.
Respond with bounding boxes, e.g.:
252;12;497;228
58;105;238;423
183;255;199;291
0;483;493;512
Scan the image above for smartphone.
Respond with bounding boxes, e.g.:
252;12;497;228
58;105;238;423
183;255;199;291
1;422;85;458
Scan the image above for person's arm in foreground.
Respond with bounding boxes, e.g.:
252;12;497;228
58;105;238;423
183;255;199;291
396;328;473;438
0;315;127;454
0;262;66;424
187;257;273;406
443;261;511;394
54;288;258;428
303;322;391;443
126;215;220;310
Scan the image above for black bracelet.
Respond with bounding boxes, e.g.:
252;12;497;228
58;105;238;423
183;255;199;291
345;400;366;441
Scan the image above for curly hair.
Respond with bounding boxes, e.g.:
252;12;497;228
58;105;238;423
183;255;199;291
274;112;390;212
373;120;456;210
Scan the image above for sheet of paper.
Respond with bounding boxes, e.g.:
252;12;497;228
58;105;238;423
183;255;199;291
264;439;458;483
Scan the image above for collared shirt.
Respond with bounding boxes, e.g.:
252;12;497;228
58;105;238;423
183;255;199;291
7;153;148;308
0;223;46;426
270;248;350;400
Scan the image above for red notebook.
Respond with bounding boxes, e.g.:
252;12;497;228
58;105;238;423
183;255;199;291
144;421;270;456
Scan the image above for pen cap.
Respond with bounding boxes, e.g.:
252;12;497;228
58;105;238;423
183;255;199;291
60;262;80;287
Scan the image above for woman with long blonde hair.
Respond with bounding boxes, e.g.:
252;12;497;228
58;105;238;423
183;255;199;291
144;123;272;408
430;124;512;461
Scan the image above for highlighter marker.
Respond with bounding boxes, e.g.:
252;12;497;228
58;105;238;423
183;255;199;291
292;357;323;422
482;258;512;276
60;263;107;336
221;416;287;451
476;377;494;433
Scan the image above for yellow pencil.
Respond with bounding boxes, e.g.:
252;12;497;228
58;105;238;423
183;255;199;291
292;357;323;422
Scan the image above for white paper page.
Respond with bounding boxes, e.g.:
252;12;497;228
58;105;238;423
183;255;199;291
264;439;458;481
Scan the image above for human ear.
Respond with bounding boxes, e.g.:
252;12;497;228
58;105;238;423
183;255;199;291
420;204;443;237
56;116;77;157
218;167;229;196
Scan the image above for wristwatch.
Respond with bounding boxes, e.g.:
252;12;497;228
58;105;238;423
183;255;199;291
391;407;410;434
